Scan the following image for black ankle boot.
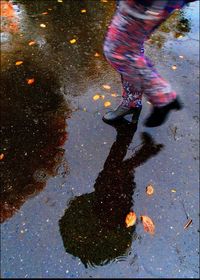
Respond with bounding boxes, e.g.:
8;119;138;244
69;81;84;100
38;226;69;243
144;97;183;127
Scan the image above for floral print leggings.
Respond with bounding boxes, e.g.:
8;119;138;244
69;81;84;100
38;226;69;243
103;0;186;108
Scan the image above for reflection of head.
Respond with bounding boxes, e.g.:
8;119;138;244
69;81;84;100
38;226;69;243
59;120;164;267
0;62;71;223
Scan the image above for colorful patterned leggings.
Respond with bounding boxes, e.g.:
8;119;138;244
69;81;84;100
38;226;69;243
103;0;186;108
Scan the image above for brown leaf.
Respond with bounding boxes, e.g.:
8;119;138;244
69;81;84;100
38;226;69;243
146;184;154;196
125;211;137;228
141;215;155;235
184;219;192;229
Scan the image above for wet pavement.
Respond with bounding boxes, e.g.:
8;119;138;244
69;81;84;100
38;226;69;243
0;0;199;278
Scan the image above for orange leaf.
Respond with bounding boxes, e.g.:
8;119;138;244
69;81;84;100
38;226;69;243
102;84;111;90
141;215;155;235
28;40;36;46
42;12;48;15
125;211;137;228
15;61;23;66
146;184;154;196
26;78;35;85
0;153;4;160
104;101;111;107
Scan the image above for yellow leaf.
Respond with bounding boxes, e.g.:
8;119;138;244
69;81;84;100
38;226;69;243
146;184;154;196
93;95;100;101
94;52;100;57
111;93;117;97
171;65;177;70
40;23;46;28
57;0;63;2
102;84;111;90
141;215;155;235
0;153;4;160
81;9;86;13
28;41;36;46
26;78;35;85
70;39;77;44
171;189;176;193
104;101;111;107
125;211;137;228
15;61;23;66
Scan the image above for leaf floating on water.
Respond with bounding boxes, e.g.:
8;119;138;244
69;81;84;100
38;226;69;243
15;61;23;66
102;84;111;90
94;52;100;57
125;211;137;228
104;101;111;107
99;95;105;99
93;94;100;101
146;184;154;196
141;215;155;235
26;78;35;85
81;9;86;13
40;23;46;28
171;65;177;70
28;40;36;46
179;55;184;59
184;218;192;229
70;38;77;44
0;154;4;160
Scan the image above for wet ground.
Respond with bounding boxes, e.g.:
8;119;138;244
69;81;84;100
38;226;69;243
0;0;199;278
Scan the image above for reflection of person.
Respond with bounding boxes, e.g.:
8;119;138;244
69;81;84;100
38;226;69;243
0;62;70;223
102;0;196;126
59;119;163;267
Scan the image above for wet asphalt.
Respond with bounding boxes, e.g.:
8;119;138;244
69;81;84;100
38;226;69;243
0;0;199;278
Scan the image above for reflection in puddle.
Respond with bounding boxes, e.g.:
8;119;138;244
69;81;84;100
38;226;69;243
59;120;164;267
0;62;71;223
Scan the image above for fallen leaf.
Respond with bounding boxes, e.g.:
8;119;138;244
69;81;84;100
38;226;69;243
93;95;100;101
125;211;137;228
26;78;35;85
70;38;77;44
184;218;192;229
57;0;63;2
40;23;46;28
15;61;23;66
0;154;4;160
94;52;100;57
171;65;177;70
179;55;184;59
81;9;86;13
102;84;111;90
42;12;48;15
146;184;154;196
99;95;105;99
111;93;117;97
101;0;108;2
104;101;111;107
83;108;87;112
28;40;36;46
171;189;177;193
141;215;155;235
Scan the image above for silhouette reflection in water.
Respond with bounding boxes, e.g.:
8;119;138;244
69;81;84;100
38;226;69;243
0;62;71;223
59;119;164;267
